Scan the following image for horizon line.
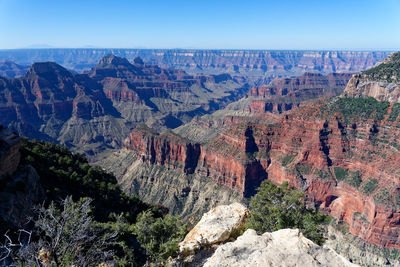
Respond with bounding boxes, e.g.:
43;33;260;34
0;47;398;52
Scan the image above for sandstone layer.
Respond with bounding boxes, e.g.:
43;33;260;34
343;52;400;102
247;72;352;114
203;229;356;267
179;202;248;254
113;95;400;249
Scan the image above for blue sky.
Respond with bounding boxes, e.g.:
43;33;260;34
0;0;399;50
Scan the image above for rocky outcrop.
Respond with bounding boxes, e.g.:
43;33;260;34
0;126;21;177
0;127;43;230
343;52;400;102
203;229;356;267
247;72;352;114
343;74;400;102
179;203;248;255
250;72;352;98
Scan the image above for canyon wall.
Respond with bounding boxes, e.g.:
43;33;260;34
0;54;247;156
0;127;43;229
123;126;266;197
0;49;391;83
116;96;400;249
344;52;400;102
247;72;353;114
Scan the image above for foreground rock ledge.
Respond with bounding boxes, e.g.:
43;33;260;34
179;202;248;254
203;228;357;267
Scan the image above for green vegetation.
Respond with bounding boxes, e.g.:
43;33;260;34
374;189;393;206
363;52;400;83
314;169;333;180
295;165;312;175
0;139;188;266
389;103;400;121
347;171;362;188
246;180;329;245
333;167;348;181
362;179;378;194
17;197;117;266
21;138;152;223
281;154;296;167
330;97;390;122
333;166;362;188
134;210;187;262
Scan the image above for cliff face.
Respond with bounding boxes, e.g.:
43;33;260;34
0;127;43;229
247;72;352;114
89;54;247;131
124;126;267;197
0;49;390;73
343;52;400;102
118;95;400;249
0;126;21;177
0;49;390;81
0;62;118;143
0;55;247;156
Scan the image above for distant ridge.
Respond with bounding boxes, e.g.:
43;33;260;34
0;49;392;84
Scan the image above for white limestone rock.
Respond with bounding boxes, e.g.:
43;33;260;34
203;229;358;267
179;202;248;254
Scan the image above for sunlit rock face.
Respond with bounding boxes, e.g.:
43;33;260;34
179;202;248;254
203;229;356;267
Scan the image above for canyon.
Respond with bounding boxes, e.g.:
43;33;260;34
102;52;400;254
0;49;391;84
2;49;400;264
0;54;247;156
0;60;28;78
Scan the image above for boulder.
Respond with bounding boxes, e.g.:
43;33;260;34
203;229;357;267
179;202;248;254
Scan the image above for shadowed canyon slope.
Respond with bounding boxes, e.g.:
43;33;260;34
0;54;247;155
0;60;29;78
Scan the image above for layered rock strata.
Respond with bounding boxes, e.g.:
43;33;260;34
0;49;390;81
120;95;400;249
247;72;352;114
343;52;400;102
0;54;247;156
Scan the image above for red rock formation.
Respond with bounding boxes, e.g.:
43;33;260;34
0;62;116;134
125;97;400;248
124;125;267;196
246;73;353;114
0;55;247;148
